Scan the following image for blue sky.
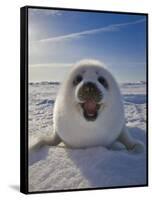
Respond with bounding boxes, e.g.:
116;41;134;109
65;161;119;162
28;8;147;83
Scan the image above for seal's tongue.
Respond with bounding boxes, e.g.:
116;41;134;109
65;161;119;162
83;100;97;115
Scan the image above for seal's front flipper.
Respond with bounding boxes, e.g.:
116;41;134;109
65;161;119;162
42;133;61;146
29;133;61;152
118;125;144;154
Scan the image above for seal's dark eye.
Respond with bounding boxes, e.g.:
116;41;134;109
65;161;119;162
73;75;83;86
98;76;108;89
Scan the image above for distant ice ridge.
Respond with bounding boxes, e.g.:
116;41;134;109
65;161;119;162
29;80;146;86
28;81;147;192
29;81;60;85
120;81;146;86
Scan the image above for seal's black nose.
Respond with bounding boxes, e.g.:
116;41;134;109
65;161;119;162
83;82;97;91
78;81;103;102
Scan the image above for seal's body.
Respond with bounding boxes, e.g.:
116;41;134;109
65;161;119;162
53;60;124;148
30;60;144;153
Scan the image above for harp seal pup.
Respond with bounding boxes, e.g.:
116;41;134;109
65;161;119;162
30;59;144;153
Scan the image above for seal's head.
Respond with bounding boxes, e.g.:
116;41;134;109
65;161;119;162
65;60;118;122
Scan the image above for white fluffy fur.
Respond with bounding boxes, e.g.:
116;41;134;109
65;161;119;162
53;60;125;148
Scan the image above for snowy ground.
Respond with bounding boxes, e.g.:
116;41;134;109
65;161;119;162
28;81;147;192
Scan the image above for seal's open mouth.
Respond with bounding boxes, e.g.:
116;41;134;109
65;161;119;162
80;100;101;121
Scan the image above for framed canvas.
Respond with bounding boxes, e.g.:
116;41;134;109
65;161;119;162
20;6;148;194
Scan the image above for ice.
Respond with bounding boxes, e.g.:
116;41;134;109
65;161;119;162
28;81;147;192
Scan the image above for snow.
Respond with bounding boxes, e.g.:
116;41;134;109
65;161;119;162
28;82;147;192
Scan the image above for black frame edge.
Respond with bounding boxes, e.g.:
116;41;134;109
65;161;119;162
23;5;148;15
20;6;28;194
